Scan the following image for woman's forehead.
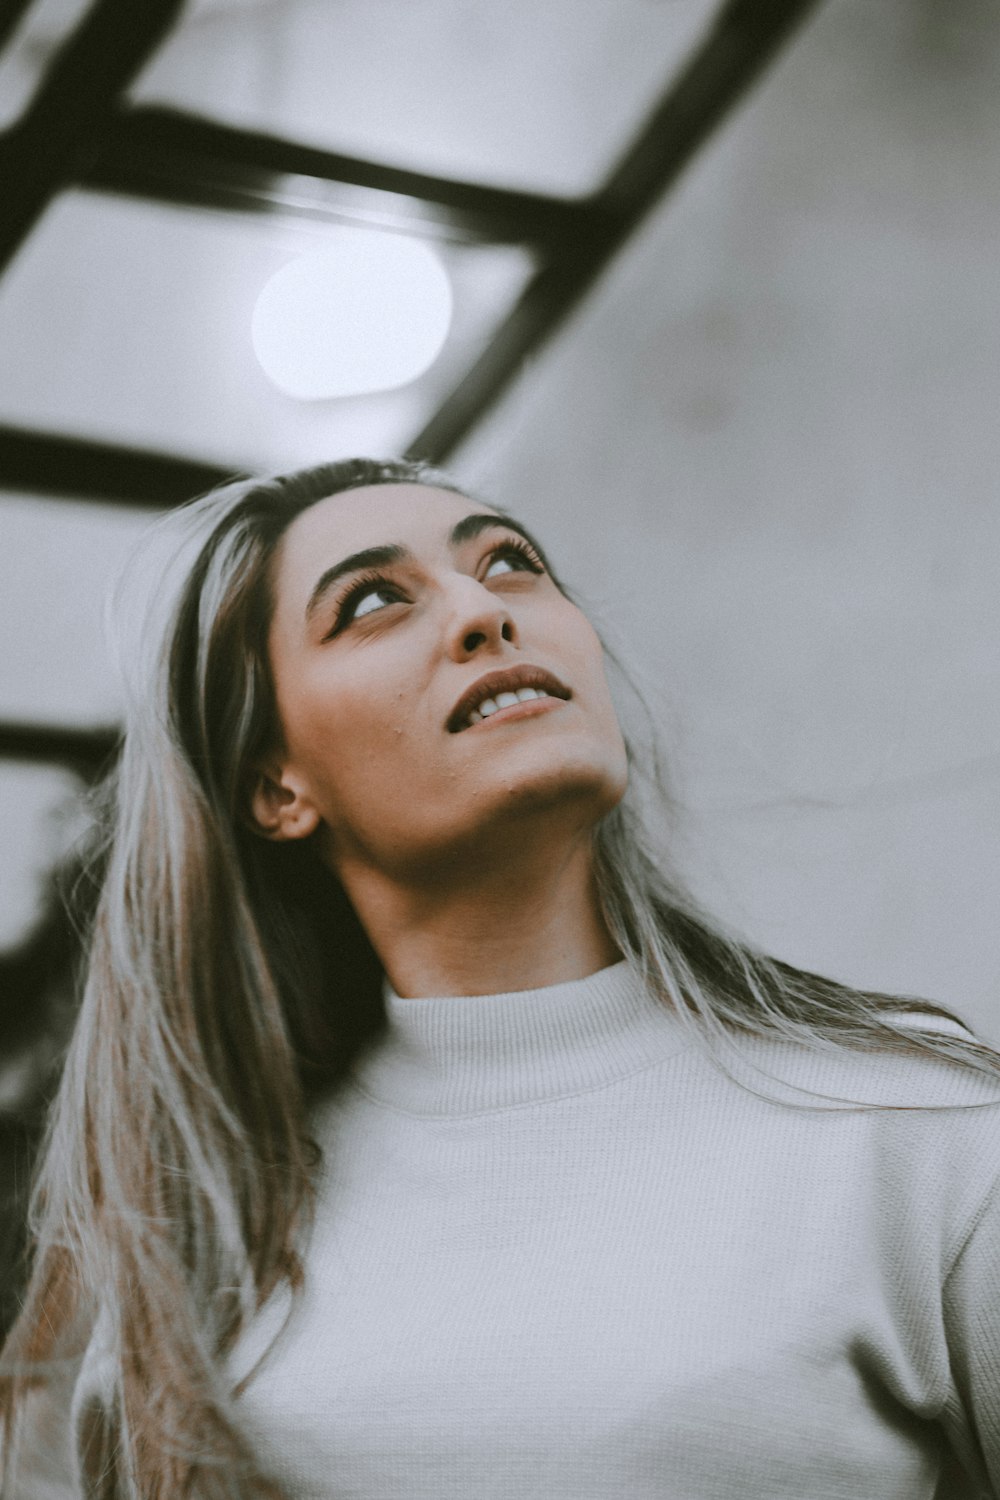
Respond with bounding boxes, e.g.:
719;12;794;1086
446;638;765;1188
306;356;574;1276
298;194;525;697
289;483;484;555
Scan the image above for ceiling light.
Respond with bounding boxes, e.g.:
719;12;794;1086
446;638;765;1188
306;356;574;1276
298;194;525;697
251;232;453;400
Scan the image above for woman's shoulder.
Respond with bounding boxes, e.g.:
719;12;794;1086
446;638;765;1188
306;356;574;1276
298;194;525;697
710;1021;1000;1219
724;1008;1000;1112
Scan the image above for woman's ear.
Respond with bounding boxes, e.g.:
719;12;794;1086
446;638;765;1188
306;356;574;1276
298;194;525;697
248;765;322;842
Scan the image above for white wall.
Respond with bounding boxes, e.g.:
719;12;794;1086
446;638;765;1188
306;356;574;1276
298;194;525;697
453;0;1000;1037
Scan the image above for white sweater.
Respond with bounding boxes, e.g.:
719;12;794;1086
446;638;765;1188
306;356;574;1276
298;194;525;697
229;960;1000;1499
15;961;1000;1497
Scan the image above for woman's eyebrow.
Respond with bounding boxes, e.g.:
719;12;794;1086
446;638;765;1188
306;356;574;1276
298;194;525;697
449;511;555;574
304;513;548;623
447;511;543;553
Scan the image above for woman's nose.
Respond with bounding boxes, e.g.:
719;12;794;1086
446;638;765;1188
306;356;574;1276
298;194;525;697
443;576;518;661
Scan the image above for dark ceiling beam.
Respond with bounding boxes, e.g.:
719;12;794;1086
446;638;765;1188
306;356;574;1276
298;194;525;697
0;0;185;276
83;105;609;250
0;425;238;506
407;0;823;463
0;0;35;56
0;720;119;779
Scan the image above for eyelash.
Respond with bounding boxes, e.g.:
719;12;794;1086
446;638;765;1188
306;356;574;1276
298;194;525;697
327;538;546;636
485;537;545;577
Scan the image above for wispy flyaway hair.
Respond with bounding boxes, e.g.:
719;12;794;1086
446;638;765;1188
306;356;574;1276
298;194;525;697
2;457;997;1499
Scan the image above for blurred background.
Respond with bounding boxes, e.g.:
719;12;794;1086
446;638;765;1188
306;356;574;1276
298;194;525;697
1;0;998;1310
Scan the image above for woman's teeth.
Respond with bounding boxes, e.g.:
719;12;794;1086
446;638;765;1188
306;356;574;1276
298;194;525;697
467;686;548;726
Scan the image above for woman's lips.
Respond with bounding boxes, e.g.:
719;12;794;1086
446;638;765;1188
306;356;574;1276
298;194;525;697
447;665;571;733
462;691;566;731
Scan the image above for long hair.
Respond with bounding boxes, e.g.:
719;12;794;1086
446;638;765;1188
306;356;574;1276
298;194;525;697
2;456;997;1498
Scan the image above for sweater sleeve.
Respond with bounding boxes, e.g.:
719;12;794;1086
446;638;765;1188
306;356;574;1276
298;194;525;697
0;1365;81;1499
941;1168;1000;1498
1;1308;115;1500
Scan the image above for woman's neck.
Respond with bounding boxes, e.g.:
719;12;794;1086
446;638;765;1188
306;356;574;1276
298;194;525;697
335;832;620;999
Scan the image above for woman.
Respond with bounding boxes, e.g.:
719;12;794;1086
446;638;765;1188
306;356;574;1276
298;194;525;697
2;456;998;1499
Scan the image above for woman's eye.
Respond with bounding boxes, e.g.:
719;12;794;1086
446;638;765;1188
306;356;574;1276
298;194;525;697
331;578;405;633
483;545;542;579
351;584;400;620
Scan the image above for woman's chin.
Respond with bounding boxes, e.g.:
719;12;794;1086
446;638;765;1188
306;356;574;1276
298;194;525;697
453;755;628;857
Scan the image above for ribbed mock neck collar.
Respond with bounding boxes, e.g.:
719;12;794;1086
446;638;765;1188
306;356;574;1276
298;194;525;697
348;960;688;1117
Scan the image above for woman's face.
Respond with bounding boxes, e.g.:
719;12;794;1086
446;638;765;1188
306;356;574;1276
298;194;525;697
258;483;628;879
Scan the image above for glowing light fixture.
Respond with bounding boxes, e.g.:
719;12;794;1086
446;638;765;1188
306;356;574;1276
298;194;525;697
251;232;453;400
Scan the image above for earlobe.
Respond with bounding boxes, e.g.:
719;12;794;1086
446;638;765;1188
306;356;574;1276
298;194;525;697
248;767;321;842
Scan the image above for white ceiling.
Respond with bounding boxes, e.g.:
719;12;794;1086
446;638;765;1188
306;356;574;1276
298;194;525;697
132;0;716;196
4;0;718;194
